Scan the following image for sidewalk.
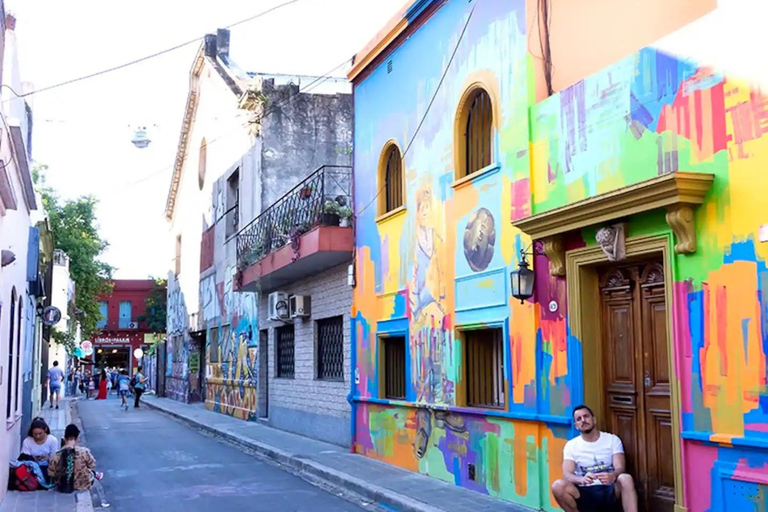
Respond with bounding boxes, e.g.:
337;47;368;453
141;395;533;512
0;398;94;512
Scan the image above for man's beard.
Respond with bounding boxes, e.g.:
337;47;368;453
582;425;595;434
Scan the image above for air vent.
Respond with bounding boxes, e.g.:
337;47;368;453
387;60;393;74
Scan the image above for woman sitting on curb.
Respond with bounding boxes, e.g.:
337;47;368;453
19;417;58;481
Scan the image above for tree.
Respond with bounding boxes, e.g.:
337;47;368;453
38;165;114;347
138;277;167;333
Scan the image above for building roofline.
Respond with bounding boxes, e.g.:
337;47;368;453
164;39;250;221
347;0;443;82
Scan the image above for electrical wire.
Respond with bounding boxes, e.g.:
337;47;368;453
110;56;351;192
11;0;302;100
355;1;477;219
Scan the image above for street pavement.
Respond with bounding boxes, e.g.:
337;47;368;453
77;397;368;512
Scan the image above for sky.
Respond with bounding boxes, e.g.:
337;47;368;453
8;0;404;279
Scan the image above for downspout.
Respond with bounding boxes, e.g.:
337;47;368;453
347;81;358;454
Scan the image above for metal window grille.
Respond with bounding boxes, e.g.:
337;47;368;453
317;316;344;381
383;336;406;400
465;328;505;409
276;325;295;379
464;89;492;177
209;327;219;363
385;146;403;213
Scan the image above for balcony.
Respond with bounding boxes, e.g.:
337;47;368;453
236;165;353;293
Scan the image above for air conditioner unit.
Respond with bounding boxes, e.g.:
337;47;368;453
289;295;310;318
268;292;290;321
128;322;138;329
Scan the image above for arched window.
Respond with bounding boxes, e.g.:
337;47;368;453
378;142;404;216
456;87;493;179
198;138;207;190
14;302;22;412
6;289;16;419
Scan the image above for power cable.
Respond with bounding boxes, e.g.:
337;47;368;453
11;0;302;100
112;56;351;192
355;1;477;219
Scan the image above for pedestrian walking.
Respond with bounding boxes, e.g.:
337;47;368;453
133;366;148;408
46;361;64;409
117;370;130;411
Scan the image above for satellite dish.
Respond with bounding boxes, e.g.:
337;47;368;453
131;126;151;149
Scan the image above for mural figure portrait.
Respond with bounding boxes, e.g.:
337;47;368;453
409;187;446;319
409;185;451;405
463;207;496;271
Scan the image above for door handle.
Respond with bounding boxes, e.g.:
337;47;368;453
644;370;651;388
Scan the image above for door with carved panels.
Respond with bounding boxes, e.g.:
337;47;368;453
599;261;674;512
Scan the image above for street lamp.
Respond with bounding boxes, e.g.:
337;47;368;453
131;126;151;149
510;248;536;304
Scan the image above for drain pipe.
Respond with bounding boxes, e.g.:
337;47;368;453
347;81;358;454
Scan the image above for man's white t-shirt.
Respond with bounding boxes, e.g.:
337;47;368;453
563;431;624;486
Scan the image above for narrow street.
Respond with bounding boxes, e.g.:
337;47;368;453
77;398;367;512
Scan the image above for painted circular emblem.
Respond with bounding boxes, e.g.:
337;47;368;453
463;208;496;272
549;301;558;312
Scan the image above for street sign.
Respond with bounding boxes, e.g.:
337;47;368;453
41;306;62;326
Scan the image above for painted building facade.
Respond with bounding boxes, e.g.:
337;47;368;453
91;280;161;375
349;1;767;511
165;29;256;404
233;81;353;440
166;26;353;422
0;10;39;502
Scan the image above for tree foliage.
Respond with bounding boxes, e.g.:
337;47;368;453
37;165;114;343
138;277;167;333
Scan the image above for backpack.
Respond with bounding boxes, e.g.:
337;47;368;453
55;448;76;494
129;375;137;388
13;464;39;491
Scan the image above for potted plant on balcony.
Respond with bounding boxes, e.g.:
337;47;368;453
321;200;340;226
299;183;313;200
338;206;352;227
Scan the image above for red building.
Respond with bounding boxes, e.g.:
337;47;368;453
89;280;158;373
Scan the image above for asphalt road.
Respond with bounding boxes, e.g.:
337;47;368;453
77;398;366;512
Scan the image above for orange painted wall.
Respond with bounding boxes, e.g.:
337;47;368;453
526;0;717;101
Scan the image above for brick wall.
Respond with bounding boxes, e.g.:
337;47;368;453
258;263;352;445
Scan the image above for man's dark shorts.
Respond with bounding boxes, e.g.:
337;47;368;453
576;483;618;512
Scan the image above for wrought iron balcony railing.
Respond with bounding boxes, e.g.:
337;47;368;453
237;165;352;269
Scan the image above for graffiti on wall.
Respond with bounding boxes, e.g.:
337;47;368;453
202;178;260;422
352;1;768;511
166;275;192;402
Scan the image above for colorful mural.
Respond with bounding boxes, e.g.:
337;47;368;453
203;265;259;421
351;1;767;511
201;173;259;421
166;276;194;403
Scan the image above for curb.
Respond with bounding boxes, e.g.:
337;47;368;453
142;399;445;512
69;400;95;512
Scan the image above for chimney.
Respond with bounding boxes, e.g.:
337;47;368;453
216;29;230;58
5;13;16;31
203;34;217;58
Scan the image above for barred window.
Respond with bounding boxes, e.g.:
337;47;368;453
317;316;344;381
276;325;295;379
465;328;505;409
382;336;406;400
209;327;219;363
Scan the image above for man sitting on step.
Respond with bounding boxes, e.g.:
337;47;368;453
551;405;638;512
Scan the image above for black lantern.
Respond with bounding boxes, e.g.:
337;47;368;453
510;251;535;304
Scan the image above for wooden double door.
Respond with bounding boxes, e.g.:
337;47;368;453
599;260;675;512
